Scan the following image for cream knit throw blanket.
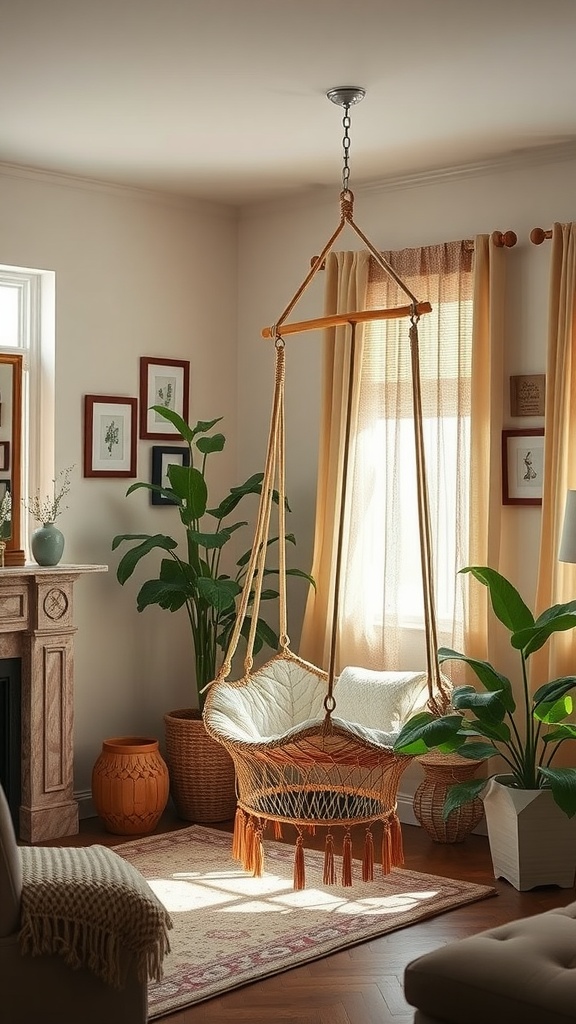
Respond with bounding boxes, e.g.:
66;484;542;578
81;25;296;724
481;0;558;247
19;844;173;988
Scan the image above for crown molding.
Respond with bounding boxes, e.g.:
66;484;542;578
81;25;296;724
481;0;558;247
0;160;237;219
355;140;576;198
2;139;576;216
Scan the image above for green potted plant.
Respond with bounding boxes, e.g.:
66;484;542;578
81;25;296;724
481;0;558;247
112;405;313;823
394;566;576;889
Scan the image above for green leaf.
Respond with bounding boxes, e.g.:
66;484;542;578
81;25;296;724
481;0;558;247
442;778;488;819
113;534;178;583
452;741;497;761
542;723;576;744
460;719;512;742
187;526;235;551
150;405;194;442
451;685;507;723
191;417;223;438
512;607;576;657
196;576;240;613
538;767;576;817
136;578;189;613
459;566;534;633
170;465;207;517
393;713;464;755
533;677;576;723
438;648;515;712
125;480;156;497
196;432;225;455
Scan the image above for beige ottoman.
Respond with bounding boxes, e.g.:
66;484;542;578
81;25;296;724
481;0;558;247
404;902;576;1024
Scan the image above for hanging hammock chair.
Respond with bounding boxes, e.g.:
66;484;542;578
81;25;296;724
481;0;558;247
203;182;454;889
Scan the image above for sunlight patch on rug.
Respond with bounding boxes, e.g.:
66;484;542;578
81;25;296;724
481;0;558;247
115;824;496;1019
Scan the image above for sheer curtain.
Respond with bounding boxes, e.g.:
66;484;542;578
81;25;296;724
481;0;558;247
533;223;576;690
300;242;474;674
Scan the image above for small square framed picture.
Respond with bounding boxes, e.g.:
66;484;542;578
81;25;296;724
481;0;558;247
0;441;10;472
139;357;190;439
151;445;190;505
502;428;545;505
84;395;138;477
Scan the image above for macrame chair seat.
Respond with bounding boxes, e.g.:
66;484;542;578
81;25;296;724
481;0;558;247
204;651;434;886
203;188;452;890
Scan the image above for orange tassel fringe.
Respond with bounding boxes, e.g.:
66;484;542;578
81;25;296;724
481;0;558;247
362;829;374;882
390;813;404;866
244;817;255;872
252;825;264;877
294;833;305;890
342;832;352;886
232;808;246;863
381;822;392;874
273;820;283;840
323;832;336;885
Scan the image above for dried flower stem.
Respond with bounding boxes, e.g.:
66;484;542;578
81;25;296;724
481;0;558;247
24;465;74;524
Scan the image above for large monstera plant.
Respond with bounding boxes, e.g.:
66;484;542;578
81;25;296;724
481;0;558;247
394;566;576;819
113;406;313;711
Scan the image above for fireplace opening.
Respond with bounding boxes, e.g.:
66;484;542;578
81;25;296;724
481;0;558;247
0;658;21;829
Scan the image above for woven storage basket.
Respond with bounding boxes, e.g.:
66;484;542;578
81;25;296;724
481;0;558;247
164;708;237;822
413;752;484;843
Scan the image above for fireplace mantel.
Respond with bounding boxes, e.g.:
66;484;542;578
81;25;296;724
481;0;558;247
0;563;107;841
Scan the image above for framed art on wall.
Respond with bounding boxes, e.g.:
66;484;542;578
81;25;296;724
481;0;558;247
139;357;190;439
502;428;545;505
151;445;190;505
0;441;10;472
84;395;138;477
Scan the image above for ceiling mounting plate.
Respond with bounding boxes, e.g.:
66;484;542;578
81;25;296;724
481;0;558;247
326;87;366;107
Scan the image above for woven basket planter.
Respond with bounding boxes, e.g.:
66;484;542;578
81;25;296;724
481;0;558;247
413;752;484;843
164;708;237;823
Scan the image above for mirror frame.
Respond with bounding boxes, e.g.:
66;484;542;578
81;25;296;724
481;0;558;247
2;354;25;566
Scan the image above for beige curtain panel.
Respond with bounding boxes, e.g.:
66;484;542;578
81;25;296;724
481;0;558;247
533;223;576;701
300;241;490;678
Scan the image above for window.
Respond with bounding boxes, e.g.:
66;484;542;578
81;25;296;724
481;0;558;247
341;242;473;666
0;266;55;554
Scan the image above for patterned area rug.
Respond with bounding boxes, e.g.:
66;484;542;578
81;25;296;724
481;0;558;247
115;825;495;1019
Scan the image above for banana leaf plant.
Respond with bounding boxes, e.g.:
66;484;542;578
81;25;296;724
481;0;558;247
393;566;576;819
112;406;314;711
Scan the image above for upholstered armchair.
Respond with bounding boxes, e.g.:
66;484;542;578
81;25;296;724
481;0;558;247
0;783;171;1024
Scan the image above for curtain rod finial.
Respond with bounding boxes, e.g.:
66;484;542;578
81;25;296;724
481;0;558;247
530;227;552;245
492;230;517;248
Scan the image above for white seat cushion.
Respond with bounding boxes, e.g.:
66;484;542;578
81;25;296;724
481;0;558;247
205;657;430;749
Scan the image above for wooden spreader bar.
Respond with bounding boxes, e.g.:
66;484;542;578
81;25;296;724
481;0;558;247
262;301;432;339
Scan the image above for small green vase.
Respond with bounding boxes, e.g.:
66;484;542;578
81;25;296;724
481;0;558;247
31;522;65;566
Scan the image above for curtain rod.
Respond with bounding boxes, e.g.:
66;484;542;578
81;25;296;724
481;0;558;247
530;227;553;244
309;229;517;269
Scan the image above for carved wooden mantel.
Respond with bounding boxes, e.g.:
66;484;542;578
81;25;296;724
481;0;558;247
0;564;107;842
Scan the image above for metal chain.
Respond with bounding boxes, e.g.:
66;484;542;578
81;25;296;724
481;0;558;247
341;103;352;192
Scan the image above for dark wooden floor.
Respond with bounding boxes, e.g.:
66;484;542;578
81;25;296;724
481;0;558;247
43;809;576;1024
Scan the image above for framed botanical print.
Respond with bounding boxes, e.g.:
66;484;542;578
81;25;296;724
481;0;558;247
139;357;190;439
84;395;138;477
502;428;545;505
151;445;190;505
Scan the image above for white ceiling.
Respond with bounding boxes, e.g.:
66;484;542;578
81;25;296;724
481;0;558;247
2;0;576;207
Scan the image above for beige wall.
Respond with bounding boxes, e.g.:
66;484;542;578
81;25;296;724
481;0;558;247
2;144;576;814
0;167;238;800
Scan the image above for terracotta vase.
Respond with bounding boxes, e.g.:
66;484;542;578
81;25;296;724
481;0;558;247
91;735;169;835
164;708;237;822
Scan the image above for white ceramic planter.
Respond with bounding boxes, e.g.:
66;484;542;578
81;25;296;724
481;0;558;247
482;775;576;890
